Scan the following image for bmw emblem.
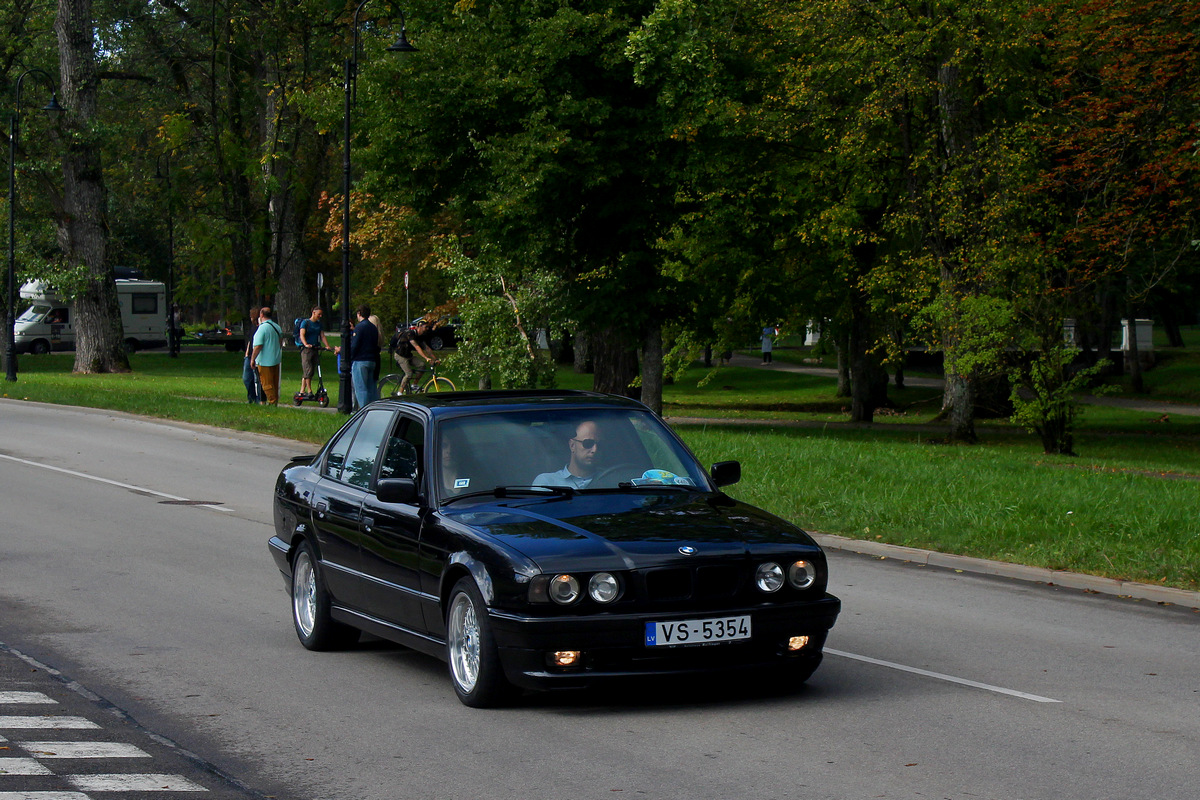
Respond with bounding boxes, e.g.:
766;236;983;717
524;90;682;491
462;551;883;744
679;546;697;556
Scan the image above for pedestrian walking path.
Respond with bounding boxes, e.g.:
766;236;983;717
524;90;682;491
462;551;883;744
727;351;1200;416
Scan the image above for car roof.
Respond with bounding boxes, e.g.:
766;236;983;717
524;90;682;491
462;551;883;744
372;390;649;420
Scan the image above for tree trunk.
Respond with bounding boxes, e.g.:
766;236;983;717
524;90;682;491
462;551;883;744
56;0;128;374
573;326;592;373
640;322;663;415
847;304;886;422
835;333;851;398
591;329;638;397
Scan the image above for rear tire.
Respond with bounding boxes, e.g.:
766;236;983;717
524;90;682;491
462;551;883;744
445;577;512;708
291;541;359;651
377;374;404;398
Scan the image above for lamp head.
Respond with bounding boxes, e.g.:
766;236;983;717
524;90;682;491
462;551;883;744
387;27;417;53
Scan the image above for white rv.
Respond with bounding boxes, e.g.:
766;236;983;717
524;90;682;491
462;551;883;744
14;279;167;354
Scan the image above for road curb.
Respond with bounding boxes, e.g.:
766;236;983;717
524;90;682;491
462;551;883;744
811;532;1200;610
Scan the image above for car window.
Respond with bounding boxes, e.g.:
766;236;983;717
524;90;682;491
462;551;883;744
17;304;51;324
436;408;709;494
379;417;424;483
322;417;364;482
341;409;395;489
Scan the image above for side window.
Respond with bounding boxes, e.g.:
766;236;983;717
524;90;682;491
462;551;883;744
322;417;364;481
342;409;395;489
131;293;158;314
379;417;424;482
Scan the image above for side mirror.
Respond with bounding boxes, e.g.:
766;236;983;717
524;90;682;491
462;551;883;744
376;477;418;505
710;460;741;488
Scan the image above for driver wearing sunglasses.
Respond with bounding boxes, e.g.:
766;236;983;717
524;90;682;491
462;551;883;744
533;420;604;489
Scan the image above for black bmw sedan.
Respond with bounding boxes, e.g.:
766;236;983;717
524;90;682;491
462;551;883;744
269;391;840;707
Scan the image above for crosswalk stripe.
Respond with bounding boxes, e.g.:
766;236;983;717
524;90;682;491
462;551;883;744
66;774;207;792
0;695;56;706
17;743;150;759
0;793;91;799
0;758;54;776
0;719;99;731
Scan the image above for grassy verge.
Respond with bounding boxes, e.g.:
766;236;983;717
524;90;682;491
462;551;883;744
682;425;1199;590
5;347;1198;591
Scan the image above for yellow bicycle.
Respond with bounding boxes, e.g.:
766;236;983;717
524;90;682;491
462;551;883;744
377;363;456;397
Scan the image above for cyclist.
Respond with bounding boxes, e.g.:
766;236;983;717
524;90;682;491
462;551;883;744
389;318;438;393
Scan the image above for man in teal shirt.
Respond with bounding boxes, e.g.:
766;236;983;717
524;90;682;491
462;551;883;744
251;307;284;405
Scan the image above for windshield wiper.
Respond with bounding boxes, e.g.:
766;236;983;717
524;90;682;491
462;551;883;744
441;485;576;506
612;482;699;491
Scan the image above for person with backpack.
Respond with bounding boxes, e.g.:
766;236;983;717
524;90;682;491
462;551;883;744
297;306;337;396
251;307;284;406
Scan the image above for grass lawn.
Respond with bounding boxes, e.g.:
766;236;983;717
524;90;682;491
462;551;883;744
4;342;1198;591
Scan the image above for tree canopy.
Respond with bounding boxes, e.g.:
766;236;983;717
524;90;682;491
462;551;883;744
2;0;1196;448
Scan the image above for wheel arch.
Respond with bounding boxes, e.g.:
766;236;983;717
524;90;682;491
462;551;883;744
440;553;494;611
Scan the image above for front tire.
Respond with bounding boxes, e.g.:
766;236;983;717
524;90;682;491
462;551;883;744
291;541;359;651
29;339;51;355
446;577;511;708
424;376;456;393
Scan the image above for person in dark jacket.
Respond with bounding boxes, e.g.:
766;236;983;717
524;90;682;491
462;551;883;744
349;305;380;408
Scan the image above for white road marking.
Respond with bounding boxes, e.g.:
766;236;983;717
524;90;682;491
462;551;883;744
0;759;53;776
18;743;150;759
826;648;1063;704
0;695;55;705
0;793;91;800
66;774;207;792
0;454;231;513
0;718;100;730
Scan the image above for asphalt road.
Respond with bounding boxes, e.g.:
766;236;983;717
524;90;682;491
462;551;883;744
1;399;1196;800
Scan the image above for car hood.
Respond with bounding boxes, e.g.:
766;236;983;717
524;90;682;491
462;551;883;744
439;491;820;571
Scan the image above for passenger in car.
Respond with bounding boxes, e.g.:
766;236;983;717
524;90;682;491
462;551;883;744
531;420;603;489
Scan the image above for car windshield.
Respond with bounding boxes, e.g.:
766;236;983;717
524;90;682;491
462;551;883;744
17;304;51;324
436;408;710;502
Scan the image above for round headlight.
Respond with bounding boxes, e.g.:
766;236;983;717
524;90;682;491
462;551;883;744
588;573;621;604
788;560;816;590
755;562;784;593
548;574;581;605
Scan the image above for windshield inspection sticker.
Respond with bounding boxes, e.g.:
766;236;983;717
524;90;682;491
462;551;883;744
454;478;471;488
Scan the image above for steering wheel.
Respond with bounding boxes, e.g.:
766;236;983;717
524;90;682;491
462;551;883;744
589;463;637;487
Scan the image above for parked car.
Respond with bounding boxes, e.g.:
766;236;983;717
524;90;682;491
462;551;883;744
410;314;459;350
268;391;840;707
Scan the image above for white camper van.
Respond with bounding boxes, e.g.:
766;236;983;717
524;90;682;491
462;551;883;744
14;279;167;354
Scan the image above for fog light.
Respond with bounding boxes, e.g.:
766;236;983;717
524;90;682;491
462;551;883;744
787;635;811;652
550;650;582;667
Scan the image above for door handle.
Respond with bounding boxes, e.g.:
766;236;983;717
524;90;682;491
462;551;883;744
363;515;375;532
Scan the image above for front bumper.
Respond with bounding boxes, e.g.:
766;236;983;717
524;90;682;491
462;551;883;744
488;594;841;690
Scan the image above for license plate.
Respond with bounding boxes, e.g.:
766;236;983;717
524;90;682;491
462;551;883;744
645;615;751;647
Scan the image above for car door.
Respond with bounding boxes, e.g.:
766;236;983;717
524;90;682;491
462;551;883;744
309;408;395;611
358;414;430;633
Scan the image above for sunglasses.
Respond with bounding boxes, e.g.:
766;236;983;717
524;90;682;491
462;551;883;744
572;438;601;449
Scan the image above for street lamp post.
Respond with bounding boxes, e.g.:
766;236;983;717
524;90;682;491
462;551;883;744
6;69;61;382
338;1;415;413
154;154;178;358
